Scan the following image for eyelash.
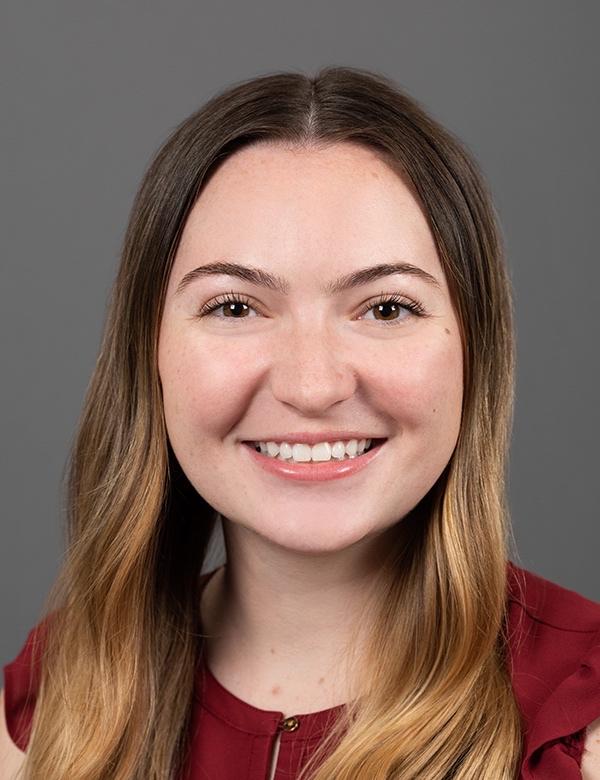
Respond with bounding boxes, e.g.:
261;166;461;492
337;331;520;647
197;291;427;327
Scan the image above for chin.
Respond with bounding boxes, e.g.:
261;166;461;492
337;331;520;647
240;511;382;555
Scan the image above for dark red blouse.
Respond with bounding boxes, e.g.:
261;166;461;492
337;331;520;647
3;561;600;778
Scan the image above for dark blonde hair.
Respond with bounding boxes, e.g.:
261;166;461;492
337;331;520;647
23;66;522;778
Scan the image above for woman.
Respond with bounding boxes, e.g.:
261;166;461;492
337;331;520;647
2;66;599;779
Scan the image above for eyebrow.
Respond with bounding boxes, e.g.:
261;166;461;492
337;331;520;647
174;260;441;297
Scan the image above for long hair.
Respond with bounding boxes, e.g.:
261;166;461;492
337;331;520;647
22;66;522;778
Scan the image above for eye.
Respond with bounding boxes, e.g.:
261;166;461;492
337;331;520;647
358;293;427;326
197;291;427;326
198;292;258;320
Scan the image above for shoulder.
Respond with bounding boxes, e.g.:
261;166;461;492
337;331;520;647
505;559;600;687
506;561;600;631
506;561;600;673
506;561;600;774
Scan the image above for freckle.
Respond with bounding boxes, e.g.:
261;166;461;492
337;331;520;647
444;328;450;335
270;648;275;654
271;685;281;695
371;170;380;179
318;677;325;685
432;408;436;413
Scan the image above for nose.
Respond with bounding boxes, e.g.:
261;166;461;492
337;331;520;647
268;322;357;415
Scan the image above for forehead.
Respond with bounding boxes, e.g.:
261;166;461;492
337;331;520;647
172;141;444;287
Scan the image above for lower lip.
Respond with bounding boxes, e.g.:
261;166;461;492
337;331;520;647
240;440;387;482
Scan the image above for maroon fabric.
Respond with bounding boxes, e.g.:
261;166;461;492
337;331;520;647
4;561;600;778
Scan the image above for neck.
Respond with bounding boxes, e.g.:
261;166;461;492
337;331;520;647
200;518;396;713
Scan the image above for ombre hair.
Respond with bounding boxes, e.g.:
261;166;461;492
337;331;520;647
23;66;522;778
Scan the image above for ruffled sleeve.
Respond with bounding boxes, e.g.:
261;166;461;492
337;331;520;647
520;640;600;776
507;562;600;778
2;621;47;752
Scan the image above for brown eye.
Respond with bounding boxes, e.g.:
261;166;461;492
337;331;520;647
199;294;257;320
221;301;250;317
372;301;403;322
360;295;426;326
198;292;427;326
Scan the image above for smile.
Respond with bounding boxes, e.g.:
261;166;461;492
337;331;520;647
240;438;388;482
247;438;381;462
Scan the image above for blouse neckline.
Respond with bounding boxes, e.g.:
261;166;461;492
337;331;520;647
197;654;347;738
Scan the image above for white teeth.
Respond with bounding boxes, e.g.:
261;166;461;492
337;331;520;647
292;443;312;462
309;442;331;462
252;438;375;463
331;441;346;459
279;442;293;459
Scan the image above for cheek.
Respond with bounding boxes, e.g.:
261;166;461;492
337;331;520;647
159;331;252;440
374;335;463;441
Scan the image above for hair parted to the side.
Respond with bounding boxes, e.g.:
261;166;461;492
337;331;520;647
22;66;523;779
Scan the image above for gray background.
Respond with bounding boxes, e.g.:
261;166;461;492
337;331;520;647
1;0;598;668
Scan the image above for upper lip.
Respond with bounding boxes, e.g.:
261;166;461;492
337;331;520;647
242;432;388;445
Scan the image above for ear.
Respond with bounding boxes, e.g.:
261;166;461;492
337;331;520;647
581;715;600;779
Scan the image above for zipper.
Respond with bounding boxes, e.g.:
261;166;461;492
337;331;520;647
267;716;300;780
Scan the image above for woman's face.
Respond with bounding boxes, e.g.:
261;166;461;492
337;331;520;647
158;142;463;553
